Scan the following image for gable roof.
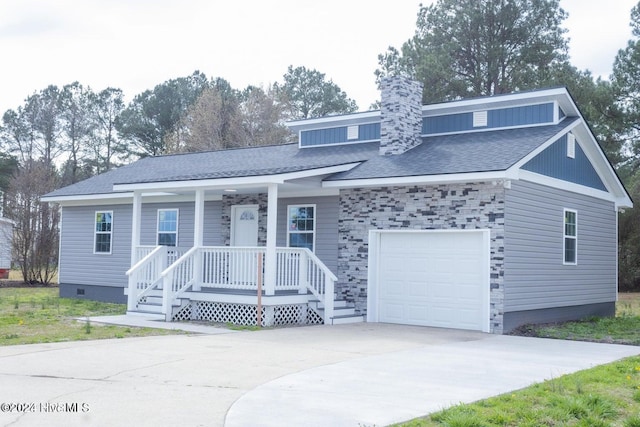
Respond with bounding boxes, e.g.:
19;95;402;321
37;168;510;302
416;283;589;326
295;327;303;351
42;87;632;209
43;141;379;198
328;118;577;181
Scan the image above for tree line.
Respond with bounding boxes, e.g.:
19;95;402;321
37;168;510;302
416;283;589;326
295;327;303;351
0;66;357;283
376;0;640;291
3;0;640;289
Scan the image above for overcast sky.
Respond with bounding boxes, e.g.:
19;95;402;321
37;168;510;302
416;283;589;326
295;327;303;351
0;0;637;116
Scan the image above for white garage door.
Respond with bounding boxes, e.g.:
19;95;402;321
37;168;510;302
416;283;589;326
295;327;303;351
372;230;489;332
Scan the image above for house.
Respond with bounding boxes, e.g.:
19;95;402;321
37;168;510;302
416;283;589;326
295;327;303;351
0;217;12;279
42;77;632;334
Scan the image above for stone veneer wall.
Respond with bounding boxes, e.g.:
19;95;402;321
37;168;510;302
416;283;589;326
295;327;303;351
379;76;424;156
221;194;268;246
338;182;506;333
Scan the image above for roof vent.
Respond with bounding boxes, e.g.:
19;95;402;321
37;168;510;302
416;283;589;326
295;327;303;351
347;125;359;140
567;133;575;158
473;111;488;127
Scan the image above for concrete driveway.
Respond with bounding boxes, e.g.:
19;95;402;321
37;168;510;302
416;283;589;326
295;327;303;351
0;323;637;427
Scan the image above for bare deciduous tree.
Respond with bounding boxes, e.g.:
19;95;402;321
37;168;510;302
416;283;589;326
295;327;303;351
5;160;59;285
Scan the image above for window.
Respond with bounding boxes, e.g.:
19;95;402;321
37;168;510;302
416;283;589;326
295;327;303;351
563;209;577;264
157;209;178;246
94;211;113;254
287;205;315;251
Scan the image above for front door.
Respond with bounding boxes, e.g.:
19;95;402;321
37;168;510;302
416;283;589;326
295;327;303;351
231;205;259;246
230;205;260;285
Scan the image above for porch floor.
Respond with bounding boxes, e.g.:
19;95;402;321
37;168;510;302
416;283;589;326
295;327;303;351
195;287;304;296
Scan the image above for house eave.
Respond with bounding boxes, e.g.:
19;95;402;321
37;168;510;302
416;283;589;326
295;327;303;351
322;171;509;188
112;163;364;193
516;170;633;209
41;192;134;205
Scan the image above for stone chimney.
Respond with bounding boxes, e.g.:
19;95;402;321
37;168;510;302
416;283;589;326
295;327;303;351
379;76;424;156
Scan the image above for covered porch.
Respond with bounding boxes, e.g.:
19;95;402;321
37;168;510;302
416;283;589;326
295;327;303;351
119;172;360;326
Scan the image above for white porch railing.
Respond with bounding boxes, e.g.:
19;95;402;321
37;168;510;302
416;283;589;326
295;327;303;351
126;246;188;312
129;246;337;324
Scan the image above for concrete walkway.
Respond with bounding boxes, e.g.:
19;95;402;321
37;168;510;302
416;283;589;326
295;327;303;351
0;321;637;427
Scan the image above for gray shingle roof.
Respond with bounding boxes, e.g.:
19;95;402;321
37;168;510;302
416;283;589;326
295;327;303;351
44;118;576;198
327;118;577;181
44;142;379;197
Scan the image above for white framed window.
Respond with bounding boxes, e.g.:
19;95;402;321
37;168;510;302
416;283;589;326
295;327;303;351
157;209;178;247
94;211;113;254
287;205;316;251
563;209;577;265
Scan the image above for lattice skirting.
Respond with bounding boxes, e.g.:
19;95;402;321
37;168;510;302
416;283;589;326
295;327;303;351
172;301;324;327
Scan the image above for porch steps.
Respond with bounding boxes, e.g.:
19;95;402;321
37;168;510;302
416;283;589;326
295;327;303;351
127;292;185;318
309;298;364;325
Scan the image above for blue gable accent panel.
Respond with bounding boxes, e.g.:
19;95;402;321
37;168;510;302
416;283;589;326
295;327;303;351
300;123;380;147
522;134;607;191
422;102;556;135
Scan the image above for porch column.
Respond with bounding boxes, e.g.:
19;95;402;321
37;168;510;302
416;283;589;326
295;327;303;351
130;191;142;265
194;189;205;247
193;189;205;291
264;183;278;295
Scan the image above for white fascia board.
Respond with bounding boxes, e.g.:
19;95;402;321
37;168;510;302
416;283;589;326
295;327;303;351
42;191;225;207
323;171;508;189
280;188;340;198
41;192;134;204
286;111;380;131
112;163;363;193
421;87;574;116
569;124;631;202
517;169;631;207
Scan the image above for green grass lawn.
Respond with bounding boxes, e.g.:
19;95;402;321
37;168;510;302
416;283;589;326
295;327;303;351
395;293;640;427
0;286;182;345
511;293;640;346
396;355;640;427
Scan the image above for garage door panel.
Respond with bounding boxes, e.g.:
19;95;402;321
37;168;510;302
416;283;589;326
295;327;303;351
381;303;404;321
407;282;428;298
376;231;488;332
407;305;428;323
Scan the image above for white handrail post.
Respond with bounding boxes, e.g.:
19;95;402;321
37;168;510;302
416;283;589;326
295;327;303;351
193;248;202;292
324;275;335;325
298;250;308;294
159;246;168;277
127;271;136;311
162;273;171;320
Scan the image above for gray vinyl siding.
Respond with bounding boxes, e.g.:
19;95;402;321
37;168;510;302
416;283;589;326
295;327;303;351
139;201;223;248
59;205;133;289
59;200;224;290
277;196;339;274
504;180;617;312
